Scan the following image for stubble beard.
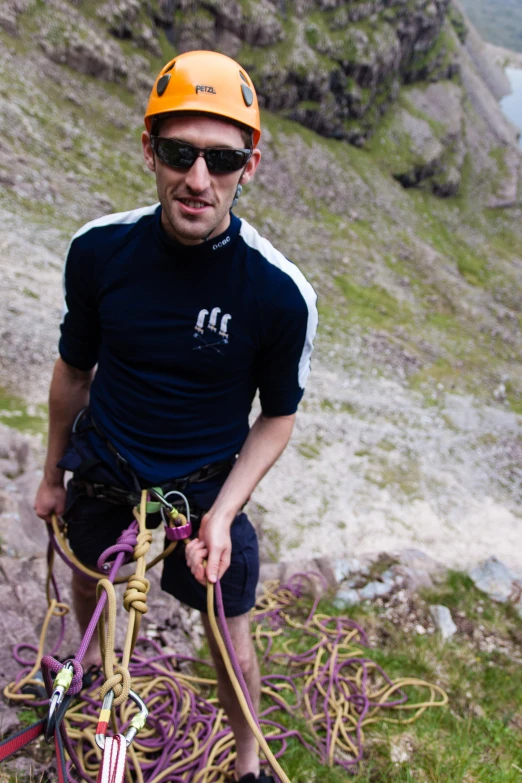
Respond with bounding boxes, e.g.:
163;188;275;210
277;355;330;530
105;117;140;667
161;195;231;245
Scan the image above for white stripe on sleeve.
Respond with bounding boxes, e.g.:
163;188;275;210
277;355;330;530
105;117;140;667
61;203;159;321
239;219;318;389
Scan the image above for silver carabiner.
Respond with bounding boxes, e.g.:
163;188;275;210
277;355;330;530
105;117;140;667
95;689;148;750
48;661;74;721
148;487;174;511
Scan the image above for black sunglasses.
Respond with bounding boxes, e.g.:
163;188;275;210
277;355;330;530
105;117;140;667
150;136;252;174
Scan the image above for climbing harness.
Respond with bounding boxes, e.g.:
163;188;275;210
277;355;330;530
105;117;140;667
69;408;235;508
1;492;449;781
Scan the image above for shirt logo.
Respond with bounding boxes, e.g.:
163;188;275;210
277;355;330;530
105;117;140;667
213;236;230;250
193;307;231;353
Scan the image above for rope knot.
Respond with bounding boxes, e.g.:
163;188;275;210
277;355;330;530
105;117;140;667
133;529;152;560
100;664;131;706
123;575;150;615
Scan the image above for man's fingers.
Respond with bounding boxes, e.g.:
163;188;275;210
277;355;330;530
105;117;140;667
185;539;209;585
206;549;231;584
206;551;221;584
218;551;231;581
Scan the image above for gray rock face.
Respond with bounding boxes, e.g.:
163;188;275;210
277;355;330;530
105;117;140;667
40;27;129;85
429;604;457;639
0;0;34;36
0;700;19;737
0;424;47;559
152;0;454;148
3;0;516;202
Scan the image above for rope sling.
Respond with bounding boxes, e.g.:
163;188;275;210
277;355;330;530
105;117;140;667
1;490;448;781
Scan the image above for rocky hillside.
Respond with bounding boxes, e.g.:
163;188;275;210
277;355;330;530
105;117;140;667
0;0;521;570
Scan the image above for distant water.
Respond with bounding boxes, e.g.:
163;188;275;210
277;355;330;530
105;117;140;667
500;67;522;148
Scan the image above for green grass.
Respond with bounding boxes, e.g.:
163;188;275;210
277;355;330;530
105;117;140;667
297;440;321;459
17;707;40;727
334;277;410;328
458;0;522;52
190;570;522;782
0;388;47;436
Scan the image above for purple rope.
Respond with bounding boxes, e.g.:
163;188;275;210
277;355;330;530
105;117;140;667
214;579;282;783
9;528;430;780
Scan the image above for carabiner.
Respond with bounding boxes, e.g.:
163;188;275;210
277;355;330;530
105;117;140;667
95;689;148;750
148;487;174;511
48;661;74;721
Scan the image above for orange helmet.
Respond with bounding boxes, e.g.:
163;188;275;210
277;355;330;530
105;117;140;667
144;50;261;146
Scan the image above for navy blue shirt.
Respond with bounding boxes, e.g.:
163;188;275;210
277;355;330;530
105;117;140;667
59;205;318;483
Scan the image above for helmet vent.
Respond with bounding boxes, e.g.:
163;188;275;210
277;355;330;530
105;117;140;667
163;60;176;74
239;70;248;83
241;83;253;107
157;74;171;96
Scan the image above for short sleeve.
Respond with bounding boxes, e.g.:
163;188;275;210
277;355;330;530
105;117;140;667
58;238;100;371
258;283;318;417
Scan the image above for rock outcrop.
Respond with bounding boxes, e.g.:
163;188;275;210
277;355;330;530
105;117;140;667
1;0;518;200
163;0;455;147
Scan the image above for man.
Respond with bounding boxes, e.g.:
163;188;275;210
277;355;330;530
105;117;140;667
34;50;317;783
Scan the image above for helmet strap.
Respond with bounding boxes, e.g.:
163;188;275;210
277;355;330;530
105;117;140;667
231;183;242;209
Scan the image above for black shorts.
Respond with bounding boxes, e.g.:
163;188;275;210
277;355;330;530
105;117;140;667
60;427;259;617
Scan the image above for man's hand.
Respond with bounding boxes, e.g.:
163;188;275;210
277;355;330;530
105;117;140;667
185;512;233;586
34;478;66;525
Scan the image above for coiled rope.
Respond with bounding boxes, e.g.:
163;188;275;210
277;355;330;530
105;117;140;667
4;505;448;781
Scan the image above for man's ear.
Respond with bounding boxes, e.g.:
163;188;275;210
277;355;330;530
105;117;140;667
142;131;156;173
239;148;261;185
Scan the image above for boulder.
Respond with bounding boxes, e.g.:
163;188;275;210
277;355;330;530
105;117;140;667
470;557;522;614
392;564;434;591
333;586;360;609
358;572;395;600
429;604;457;639
332;556;364;584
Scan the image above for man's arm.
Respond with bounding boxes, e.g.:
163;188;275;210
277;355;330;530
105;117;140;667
185;412;295;586
34;357;94;523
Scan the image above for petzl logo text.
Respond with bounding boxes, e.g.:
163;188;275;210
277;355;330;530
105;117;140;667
195;85;217;94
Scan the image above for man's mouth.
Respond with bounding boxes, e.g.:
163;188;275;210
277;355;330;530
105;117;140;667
178;198;210;212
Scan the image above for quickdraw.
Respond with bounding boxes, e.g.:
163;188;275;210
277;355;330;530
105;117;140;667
95;689;148;750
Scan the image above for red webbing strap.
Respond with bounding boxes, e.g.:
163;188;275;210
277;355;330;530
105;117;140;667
0;718;46;761
55;725;69;783
96;736;126;783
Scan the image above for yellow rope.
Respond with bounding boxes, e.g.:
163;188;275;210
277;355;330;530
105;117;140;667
3;597;69;702
50;511;177;584
206;582;292;783
6;499;449;782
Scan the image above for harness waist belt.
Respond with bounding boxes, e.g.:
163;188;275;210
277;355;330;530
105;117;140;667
70;458;234;507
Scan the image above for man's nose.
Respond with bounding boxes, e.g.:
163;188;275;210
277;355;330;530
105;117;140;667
184;154;211;192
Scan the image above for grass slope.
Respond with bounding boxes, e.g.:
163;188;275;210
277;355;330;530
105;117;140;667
459;0;522;52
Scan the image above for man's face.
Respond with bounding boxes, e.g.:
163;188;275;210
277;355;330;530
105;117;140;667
142;114;261;246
